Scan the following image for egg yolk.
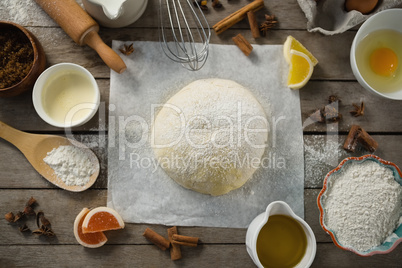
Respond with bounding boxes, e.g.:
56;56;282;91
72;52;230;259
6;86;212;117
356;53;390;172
369;47;398;77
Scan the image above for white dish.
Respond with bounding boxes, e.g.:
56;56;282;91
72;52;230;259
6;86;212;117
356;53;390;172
32;63;100;128
82;0;148;28
350;9;402;100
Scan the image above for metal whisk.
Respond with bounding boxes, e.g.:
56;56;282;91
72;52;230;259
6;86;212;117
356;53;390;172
159;0;211;71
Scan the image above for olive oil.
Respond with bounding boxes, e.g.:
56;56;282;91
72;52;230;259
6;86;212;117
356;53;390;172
256;215;307;268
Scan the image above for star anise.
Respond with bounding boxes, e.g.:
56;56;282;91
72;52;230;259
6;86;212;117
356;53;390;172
119;43;134;56
350;102;365;117
32;225;55;237
32;211;55;237
260;14;277;36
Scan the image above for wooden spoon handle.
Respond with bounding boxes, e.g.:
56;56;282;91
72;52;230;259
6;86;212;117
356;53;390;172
84;31;127;74
0;121;33;154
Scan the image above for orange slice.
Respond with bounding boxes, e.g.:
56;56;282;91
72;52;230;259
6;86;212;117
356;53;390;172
287;49;314;90
82;206;125;234
283;35;318;66
74;208;107;248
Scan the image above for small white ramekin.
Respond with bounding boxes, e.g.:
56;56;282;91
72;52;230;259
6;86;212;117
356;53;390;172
32;63;100;128
350;9;402;100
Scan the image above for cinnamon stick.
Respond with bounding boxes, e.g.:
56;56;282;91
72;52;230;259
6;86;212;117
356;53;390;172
167;226;182;261
358;128;378;153
343;125;378;153
172;240;198;247
213;0;265;35
143;228;170;251
232;34;253;56
172;234;199;244
343;125;361;152
247;11;261;38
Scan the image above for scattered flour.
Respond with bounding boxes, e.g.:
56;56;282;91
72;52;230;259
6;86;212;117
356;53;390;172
323;160;402;252
304;135;344;187
44;145;96;186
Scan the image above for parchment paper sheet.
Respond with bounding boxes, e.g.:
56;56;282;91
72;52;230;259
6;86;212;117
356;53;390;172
297;0;402;35
107;41;304;228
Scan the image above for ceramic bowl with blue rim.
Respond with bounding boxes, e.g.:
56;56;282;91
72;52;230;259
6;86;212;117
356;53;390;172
317;154;402;256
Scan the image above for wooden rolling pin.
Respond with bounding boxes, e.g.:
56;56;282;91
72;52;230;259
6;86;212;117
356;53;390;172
35;0;127;74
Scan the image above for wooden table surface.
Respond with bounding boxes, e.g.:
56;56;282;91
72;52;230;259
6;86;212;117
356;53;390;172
1;1;402;267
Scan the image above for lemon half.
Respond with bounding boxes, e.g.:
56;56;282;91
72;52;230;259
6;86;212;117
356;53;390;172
287;49;314;90
284;35;318;66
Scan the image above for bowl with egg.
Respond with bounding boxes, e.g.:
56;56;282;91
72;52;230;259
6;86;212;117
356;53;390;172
350;9;402;100
32;63;100;128
317;155;402;256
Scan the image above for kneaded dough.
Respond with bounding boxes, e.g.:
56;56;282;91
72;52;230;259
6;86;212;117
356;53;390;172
152;78;269;196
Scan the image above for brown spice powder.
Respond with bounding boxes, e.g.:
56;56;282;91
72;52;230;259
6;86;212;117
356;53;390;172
0;28;34;89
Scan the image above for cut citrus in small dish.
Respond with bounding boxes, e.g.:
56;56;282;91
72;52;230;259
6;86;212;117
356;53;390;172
283;35;318;66
74;208;107;248
82;206;125;234
287;49;314;90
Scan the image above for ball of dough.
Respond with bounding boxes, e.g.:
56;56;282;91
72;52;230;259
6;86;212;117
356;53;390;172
152;79;268;196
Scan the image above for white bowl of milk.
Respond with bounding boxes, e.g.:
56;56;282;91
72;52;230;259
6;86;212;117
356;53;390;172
33;63;100;128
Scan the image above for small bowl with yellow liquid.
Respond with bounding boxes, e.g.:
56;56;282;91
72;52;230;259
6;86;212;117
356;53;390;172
246;201;316;268
351;9;402;100
33;63;100;128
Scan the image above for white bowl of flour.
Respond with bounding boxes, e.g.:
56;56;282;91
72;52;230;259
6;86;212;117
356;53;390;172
318;155;402;256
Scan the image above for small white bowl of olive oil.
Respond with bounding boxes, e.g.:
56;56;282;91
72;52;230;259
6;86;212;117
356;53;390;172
246;201;316;268
351;9;402;100
33;63;100;128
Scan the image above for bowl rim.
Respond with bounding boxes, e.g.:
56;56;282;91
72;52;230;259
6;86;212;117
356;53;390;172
317;154;402;257
350;8;402;101
0;21;39;93
32;62;100;128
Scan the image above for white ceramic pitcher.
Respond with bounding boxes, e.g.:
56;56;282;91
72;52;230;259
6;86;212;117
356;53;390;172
245;201;316;268
82;0;148;28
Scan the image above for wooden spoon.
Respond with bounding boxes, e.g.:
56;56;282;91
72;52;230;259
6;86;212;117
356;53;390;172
0;121;99;192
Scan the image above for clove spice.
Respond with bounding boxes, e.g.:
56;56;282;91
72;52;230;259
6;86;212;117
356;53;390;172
212;0;222;8
4;197;55;237
260;14;277;36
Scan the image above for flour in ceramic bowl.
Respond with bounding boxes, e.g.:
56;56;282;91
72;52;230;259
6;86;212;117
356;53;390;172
44;145;96;186
323;160;402;252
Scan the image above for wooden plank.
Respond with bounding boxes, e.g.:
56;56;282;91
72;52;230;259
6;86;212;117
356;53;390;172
0;243;401;268
0;189;319;245
300;81;402;133
1;134;400;189
0;0;308;30
2;79;402;133
0;244;255;267
0;188;397;246
0;79;109;132
304;135;402;188
0;189;246;245
22;26;356;80
0;134;108;189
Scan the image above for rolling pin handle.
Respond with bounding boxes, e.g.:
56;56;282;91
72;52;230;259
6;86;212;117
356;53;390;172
84;31;127;74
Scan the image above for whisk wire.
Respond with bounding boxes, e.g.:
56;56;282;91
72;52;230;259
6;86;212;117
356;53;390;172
159;0;210;71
